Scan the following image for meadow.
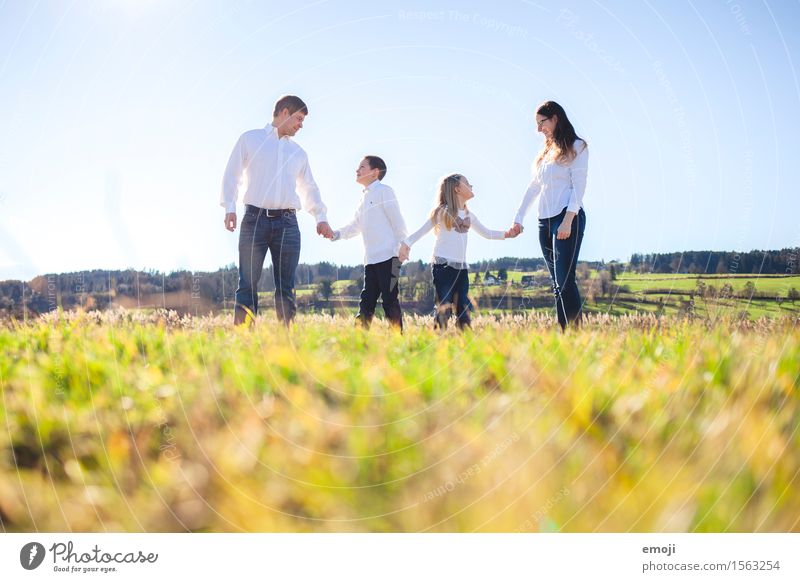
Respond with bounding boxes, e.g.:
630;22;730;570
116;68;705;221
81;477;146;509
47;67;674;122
0;309;798;532
292;272;800;320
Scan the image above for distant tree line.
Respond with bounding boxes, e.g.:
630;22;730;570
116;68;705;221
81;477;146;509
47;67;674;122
0;248;796;317
629;248;799;275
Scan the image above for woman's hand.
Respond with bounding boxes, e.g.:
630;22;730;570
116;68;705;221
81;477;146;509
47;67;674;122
556;215;575;240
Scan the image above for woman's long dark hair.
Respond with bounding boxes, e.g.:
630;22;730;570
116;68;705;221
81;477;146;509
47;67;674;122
535;101;587;166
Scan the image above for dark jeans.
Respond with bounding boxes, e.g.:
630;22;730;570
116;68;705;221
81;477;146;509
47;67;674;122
432;263;472;330
235;205;301;325
538;207;586;330
357;257;403;331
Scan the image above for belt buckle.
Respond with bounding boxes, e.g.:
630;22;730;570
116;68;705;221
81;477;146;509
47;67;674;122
266;208;281;218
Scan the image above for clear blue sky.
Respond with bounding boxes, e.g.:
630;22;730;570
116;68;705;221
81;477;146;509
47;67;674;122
1;0;798;280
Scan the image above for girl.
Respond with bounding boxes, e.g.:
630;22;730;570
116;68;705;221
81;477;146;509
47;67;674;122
510;101;588;331
399;174;516;330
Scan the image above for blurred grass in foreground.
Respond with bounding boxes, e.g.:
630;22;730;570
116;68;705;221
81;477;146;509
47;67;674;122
0;309;798;532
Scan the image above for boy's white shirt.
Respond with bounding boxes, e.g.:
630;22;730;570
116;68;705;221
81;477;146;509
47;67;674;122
334;180;408;265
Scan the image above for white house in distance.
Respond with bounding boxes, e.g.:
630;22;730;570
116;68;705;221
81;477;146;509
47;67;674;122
483;272;500;286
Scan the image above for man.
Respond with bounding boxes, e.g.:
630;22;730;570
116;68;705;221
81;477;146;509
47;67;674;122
330;156;407;331
220;95;333;326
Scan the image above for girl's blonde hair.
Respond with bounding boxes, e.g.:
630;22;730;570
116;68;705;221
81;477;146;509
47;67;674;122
429;173;466;232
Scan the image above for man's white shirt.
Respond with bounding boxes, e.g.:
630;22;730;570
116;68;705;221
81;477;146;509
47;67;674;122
220;124;327;222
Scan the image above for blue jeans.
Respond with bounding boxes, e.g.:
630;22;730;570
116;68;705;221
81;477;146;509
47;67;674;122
538;207;586;330
235;205;301;325
432;263;472;330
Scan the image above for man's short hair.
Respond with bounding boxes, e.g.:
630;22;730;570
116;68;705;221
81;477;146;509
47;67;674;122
273;95;308;117
363;155;387;181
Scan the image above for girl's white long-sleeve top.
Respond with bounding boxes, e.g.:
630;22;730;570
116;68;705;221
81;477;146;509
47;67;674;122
514;139;588;223
403;207;505;269
334;180;408;265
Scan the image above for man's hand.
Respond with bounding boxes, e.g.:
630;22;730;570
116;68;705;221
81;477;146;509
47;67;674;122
398;242;410;263
225;213;237;232
509;223;523;237
317;221;334;239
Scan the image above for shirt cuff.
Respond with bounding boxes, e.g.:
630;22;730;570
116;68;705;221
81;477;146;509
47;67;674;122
223;203;236;213
513;214;525;226
566;203;581;214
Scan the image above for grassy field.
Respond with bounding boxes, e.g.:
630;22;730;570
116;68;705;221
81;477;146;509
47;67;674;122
1;309;798;532
293;271;800;295
615;274;800;294
283;272;800;321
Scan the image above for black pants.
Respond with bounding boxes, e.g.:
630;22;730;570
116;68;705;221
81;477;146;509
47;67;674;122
357;257;403;330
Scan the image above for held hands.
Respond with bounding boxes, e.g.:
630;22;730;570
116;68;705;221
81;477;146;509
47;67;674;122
224;213;237;232
398;242;410;263
317;221;335;240
504;223;523;239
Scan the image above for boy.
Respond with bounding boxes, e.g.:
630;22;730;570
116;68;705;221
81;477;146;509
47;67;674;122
332;156;407;331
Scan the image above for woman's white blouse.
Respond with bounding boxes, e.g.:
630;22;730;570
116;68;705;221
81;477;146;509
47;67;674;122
514;139;588;223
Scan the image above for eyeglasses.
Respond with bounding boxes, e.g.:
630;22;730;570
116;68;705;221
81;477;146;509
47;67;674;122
536;116;551;128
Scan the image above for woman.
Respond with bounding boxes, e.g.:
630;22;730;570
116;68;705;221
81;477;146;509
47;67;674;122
511;101;588;330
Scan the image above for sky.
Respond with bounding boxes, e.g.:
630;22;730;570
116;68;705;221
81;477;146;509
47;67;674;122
0;0;798;280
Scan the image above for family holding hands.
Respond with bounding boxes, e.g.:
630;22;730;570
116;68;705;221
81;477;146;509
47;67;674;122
221;95;587;332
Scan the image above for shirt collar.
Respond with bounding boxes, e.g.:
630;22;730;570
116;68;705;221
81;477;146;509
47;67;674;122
362;179;380;194
266;123;286;140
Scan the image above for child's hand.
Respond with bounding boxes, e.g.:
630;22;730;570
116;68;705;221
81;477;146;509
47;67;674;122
398;242;410;262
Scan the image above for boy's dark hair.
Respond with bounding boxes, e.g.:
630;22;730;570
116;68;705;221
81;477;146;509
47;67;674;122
363;155;387;181
273;95;308;117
